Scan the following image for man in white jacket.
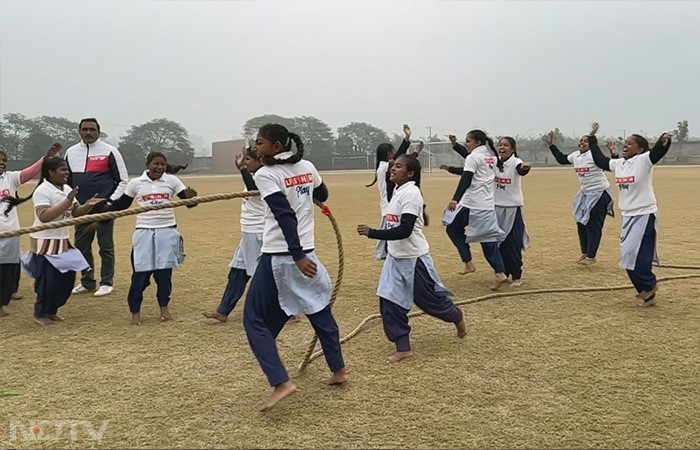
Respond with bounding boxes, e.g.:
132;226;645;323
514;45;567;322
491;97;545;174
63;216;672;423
65;118;129;297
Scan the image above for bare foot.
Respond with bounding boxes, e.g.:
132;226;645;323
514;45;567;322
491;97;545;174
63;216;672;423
287;315;301;324
510;280;523;288
202;311;228;323
260;381;297;412
578;257;596;265
34;317;55;325
11;293;22;300
458;261;476;275
131;313;143;325
48;314;64;322
576;254;587;263
326;368;348;385
386;351;414;363
160;307;172;321
455;315;467;339
0;308;8;317
490;273;508;291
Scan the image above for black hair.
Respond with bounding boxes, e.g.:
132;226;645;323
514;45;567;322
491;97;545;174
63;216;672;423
468;129;503;171
79;118;100;132
630;134;650;152
257;124;304;165
0;150;7;160
396;154;429;226
1;156;66;216
366;143;394;187
146;151;167;165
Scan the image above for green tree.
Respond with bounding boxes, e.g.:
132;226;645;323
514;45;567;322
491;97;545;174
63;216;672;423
336;122;390;156
242;114;295;138
675;120;689;142
119;118;194;173
0;113;33;159
22;131;56;160
292;116;334;169
32;116;80;147
334;135;354;157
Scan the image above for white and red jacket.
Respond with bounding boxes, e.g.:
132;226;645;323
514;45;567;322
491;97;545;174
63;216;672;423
64;139;129;203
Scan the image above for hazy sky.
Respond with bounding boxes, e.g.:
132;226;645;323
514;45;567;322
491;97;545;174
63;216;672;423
1;0;698;150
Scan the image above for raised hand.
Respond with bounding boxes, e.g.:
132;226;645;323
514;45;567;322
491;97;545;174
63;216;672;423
543;131;554;146
590;122;600;136
183;187;198;198
67;186;79;202
416;141;425;155
295;256;317;277
46;143;62;157
660;132;673;146
403;124;411;140
357;224;370;236
606;140;619;156
439;164;450;171
448;134;457;145
235;153;245;169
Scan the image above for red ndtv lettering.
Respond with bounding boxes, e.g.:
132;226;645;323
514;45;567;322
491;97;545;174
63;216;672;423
85;155;110;173
0;189;9;198
615;176;635;184
386;214;400;223
575;167;590;173
484;157;495;164
142;193;171;201
495;177;512;184
284;173;313;188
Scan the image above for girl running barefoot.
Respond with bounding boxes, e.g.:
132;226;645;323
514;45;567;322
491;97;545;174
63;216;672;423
589;130;673;307
244;124;347;411
358;153;467;363
107;152;197;324
545;122;614;265
0;143;61;317
21;157;104;325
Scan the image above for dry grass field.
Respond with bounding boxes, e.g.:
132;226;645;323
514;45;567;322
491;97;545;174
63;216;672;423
1;167;700;449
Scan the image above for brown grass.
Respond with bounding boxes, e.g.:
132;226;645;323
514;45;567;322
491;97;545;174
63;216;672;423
1;167;699;449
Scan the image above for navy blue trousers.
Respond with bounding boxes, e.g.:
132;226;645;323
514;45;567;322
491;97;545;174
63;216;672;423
0;263;19;306
499;207;525;281
576;191;611;259
380;258;464;352
626;214;657;293
13;264;20;293
127;250;172;314
32;255;75;318
446;207;506;273
243;254;345;386
216;268;251;316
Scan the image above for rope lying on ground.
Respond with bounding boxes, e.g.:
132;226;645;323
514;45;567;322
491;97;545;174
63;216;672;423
302;270;700;366
0;191;261;239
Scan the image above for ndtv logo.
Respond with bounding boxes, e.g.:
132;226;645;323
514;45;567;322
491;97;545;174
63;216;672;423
574;167;590;173
385;213;400;223
142;193;171;201
9;419;109;441
494;177;512;185
284;173;313;188
615;176;635;184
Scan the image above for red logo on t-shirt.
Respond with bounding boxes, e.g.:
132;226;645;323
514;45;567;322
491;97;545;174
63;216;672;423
142;193;171;201
494;177;511;185
386;213;400;223
85;155;110;173
575;167;590;173
284;173;313;187
615;176;635;184
484;157;495;164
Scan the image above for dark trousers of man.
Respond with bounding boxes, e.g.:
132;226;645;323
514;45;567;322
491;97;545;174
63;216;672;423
0;264;19;306
243;254;344;387
33;256;75;318
75;221;115;289
576;191;611;259
626;214;657;293
380;258;464;352
215;268;251;316
446;207;506;273
499;208;525;281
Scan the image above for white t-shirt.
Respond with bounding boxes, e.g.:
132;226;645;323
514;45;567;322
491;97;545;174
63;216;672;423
30;182;77;240
254;155;322;253
567;150;610;193
385;181;430;258
0;171;22;231
460;145;496;210
609;153;657;216
240;185;266;234
124;172;187;228
494;156;525;207
377;161;390;215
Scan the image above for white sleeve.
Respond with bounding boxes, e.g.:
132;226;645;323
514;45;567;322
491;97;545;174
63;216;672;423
109;148;130;201
253;169;282;199
311;164;322;188
609;159;620;172
9;171;22;190
124;180;139;198
400;189;423;217
463;154;478;172
566;153;575;164
32;185;51;207
643;152;653;168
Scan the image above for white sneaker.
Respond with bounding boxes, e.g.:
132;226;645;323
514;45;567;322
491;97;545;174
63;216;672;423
72;285;90;294
94;286;114;297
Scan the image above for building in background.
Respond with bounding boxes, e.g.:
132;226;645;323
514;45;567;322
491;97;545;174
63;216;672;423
211;139;246;174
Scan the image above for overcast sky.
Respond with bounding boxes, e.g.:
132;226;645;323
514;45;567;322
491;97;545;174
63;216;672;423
1;0;698;150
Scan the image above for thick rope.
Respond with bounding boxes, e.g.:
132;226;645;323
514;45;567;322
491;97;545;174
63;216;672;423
303;271;700;365
0;191;260;239
298;201;344;372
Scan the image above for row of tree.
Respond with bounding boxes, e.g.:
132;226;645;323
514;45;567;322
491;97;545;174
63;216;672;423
0;112;693;172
